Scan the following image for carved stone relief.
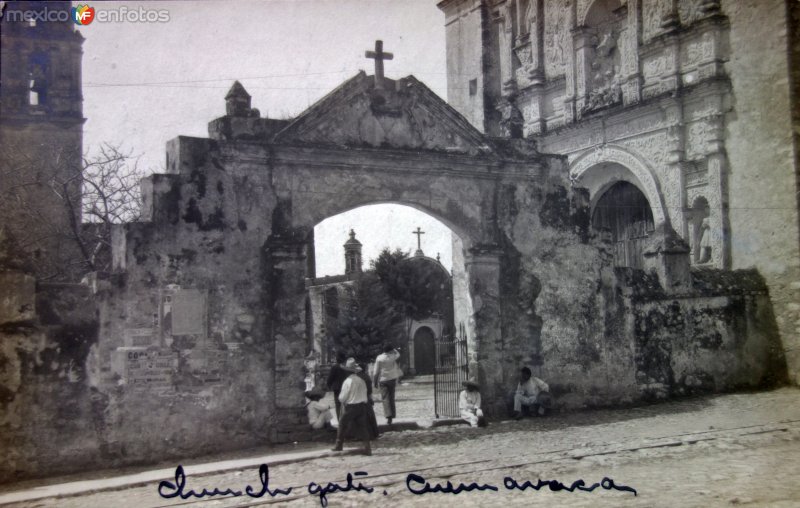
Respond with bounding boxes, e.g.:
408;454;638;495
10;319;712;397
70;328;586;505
681;32;715;68
642;0;669;42
642;54;671;81
619;27;637;77
621;132;670;170
569;144;668;225
605;111;665;141
582;26;623;113
678;0;704;26
685;120;712;160
684;159;709;188
544;0;569;77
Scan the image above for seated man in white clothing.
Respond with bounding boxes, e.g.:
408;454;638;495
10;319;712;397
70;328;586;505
512;367;552;420
304;389;333;430
459;379;487;428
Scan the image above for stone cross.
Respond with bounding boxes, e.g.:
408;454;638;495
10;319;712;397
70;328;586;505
365;40;393;89
413;227;425;250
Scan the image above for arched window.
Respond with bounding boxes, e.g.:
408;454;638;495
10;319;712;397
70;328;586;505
592;181;655;269
28;52;50;106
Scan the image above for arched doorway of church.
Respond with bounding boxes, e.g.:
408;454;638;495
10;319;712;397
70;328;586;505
412;326;436;375
592;181;655;269
305;203;468;427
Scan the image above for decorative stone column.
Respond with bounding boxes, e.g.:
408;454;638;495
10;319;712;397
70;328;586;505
705;147;730;269
572;26;594;119
620;0;642;105
499;2;515;94
663;100;687;235
464;245;504;416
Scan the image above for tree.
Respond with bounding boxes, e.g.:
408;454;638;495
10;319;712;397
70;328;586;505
330;248;456;361
331;271;406;362
372;248;453;321
80;143;145;272
0;141;145;279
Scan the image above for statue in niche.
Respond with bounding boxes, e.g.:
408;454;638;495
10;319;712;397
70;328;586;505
695;218;712;264
497;97;524;139
582;25;622;113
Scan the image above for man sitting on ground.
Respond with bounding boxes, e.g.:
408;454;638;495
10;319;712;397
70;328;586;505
459;379;487;428
512;367;552;420
304;388;333;430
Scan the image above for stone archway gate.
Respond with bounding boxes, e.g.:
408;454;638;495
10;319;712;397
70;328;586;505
262;72;567;427
102;70;597;451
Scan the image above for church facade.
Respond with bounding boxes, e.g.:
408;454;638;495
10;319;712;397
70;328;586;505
438;0;800;382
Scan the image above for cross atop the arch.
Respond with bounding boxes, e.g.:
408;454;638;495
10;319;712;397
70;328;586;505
412;226;425;251
365;40;393;89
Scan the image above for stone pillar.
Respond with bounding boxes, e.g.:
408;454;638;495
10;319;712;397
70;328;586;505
663;101;687;234
642;224;693;294
498;2;515;93
464;245;504;416
573;27;593;119
264;235;309;417
706;150;730;269
620;0;642;105
529;0;545;84
562;3;577;124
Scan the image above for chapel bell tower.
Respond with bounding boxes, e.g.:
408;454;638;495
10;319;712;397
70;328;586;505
343;230;363;275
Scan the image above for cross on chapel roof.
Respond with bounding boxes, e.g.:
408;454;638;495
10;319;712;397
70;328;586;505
413;226;425;257
365;40;393;89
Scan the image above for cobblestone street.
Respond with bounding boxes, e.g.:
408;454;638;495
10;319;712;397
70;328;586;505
2;387;799;508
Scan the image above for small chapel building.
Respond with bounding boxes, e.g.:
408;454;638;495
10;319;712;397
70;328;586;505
306;229;455;376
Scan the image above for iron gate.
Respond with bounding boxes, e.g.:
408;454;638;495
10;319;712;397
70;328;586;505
433;323;469;418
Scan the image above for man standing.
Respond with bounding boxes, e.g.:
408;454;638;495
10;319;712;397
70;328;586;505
373;343;402;425
332;358;372;455
512;367;551;419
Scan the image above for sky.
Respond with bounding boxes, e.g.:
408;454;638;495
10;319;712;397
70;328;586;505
76;0;454;276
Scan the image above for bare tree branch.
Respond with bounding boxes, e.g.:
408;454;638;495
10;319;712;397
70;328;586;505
0;141;146;278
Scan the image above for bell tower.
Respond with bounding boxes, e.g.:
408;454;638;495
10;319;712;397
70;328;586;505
343;230;363;275
0;1;86;279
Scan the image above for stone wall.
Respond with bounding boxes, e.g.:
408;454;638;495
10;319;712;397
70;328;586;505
0;276;101;483
722;0;800;384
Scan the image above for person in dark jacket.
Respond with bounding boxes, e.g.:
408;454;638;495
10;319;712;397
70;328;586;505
326;351;350;419
357;362;380;440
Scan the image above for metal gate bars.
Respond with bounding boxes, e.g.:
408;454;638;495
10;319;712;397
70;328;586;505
433;323;469;418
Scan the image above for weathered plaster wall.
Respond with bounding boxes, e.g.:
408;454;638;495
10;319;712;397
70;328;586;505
0;279;101;483
492;169;785;411
442;0;487;132
493;166;642;410
722;0;800;384
626;269;786;400
90;136;288;473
